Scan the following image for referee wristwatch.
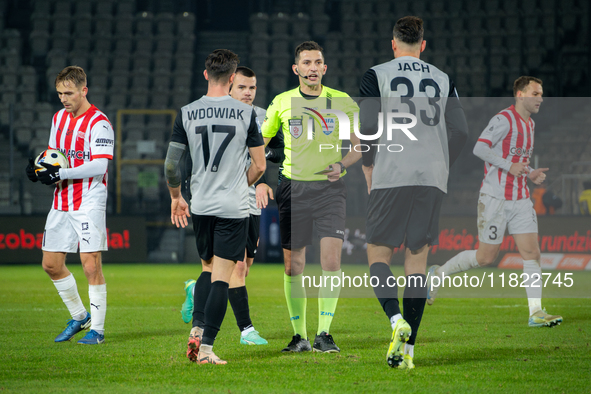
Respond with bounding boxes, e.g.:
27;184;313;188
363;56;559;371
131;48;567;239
336;161;346;174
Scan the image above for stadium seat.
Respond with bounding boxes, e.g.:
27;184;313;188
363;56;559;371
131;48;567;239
113;36;133;54
176;12;195;36
123;70;146;94
74;0;92;16
110;70;129;89
269;54;291;73
155;34;175;57
53;0;72;16
94;33;112;53
129;87;149;108
31;13;51;33
340;18;356;38
291;12;311;38
311;14;330;36
270;13;290;36
96;1;114;16
152;69;171;90
250;54;269;74
95;14;113;36
32;0;51;15
132;51;152;72
116;0;135;16
107;90;128;108
69;51;89;70
153;52;173;72
270;35;290;55
171;86;191;109
74;14;93;38
135;12;154;36
174;53;194;72
115;15;134;37
249;13;269;35
134;35;153;54
155;12;175;36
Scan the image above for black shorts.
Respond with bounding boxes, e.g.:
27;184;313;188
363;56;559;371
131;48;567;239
276;178;346;250
246;214;260;259
366;186;444;251
192;215;248;261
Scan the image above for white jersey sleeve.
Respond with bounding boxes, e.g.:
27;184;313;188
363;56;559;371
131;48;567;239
90;119;114;160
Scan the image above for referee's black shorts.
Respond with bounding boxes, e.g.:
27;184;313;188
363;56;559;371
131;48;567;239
276;178;347;250
366;186;444;251
192;214;248;261
245;214;261;259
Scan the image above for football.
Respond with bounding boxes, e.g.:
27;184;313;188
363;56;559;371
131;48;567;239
34;149;69;175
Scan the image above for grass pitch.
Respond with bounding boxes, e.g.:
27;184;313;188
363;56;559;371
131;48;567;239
0;264;589;393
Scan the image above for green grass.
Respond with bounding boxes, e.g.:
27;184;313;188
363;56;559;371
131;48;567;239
0;264;589;393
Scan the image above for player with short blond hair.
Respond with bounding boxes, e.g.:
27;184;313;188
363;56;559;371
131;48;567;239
25;65;114;345
428;76;563;329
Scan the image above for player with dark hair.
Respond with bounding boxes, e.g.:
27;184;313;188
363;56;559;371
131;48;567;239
262;41;362;353
165;49;266;364
24;65;114;345
182;65;284;346
428;76;563;329
359;16;469;369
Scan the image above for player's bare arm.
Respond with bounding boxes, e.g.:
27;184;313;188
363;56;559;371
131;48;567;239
164;141;190;228
247;145;266;186
362;165;373;195
255;183;274;209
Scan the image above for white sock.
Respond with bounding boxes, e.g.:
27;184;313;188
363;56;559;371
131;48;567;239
523;259;542;315
436;250;479;276
241;326;255;336
390;313;403;330
89;284;107;334
52;274;87;321
404;344;414;358
200;344;213;354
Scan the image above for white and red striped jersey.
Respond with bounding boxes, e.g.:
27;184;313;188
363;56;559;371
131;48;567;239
48;105;114;211
478;105;534;201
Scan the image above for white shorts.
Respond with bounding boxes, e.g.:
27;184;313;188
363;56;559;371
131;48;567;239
42;209;108;253
477;193;538;245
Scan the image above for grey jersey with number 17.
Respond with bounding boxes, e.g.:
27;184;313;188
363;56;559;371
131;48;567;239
360;56;459;193
247;105;268;216
171;95;264;218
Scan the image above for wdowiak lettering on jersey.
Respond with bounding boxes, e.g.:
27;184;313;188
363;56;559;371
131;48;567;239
186;107;244;121
305;108;418;153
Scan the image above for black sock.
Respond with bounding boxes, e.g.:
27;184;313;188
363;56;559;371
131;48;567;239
202;281;230;346
229;286;253;332
403;274;427;346
192;271;212;328
370;262;401;319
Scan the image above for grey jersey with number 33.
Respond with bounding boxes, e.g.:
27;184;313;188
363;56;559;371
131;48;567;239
171;95;263;218
361;56;459;193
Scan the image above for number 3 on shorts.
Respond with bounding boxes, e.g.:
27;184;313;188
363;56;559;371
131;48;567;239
488;225;498;240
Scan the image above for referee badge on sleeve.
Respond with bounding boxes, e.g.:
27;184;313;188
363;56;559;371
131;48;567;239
289;118;303;139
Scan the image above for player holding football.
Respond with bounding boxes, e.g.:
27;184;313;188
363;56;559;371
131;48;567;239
359;16;468;369
182;66;284;346
428;76;563;328
25;66;114;345
262;41;362;353
165;50;266;364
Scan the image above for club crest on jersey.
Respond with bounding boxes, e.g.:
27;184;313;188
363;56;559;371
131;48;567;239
289;119;303;139
77;131;86;139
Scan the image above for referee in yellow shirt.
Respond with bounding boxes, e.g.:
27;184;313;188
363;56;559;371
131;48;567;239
261;41;361;353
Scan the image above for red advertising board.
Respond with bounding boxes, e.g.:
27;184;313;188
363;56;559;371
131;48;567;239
0;216;147;263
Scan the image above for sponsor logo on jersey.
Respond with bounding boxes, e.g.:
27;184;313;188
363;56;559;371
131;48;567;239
289;118;303;139
510;147;533;156
95;138;114;147
59;148;91;160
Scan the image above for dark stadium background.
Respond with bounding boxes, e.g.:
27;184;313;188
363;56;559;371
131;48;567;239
1;0;590;264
